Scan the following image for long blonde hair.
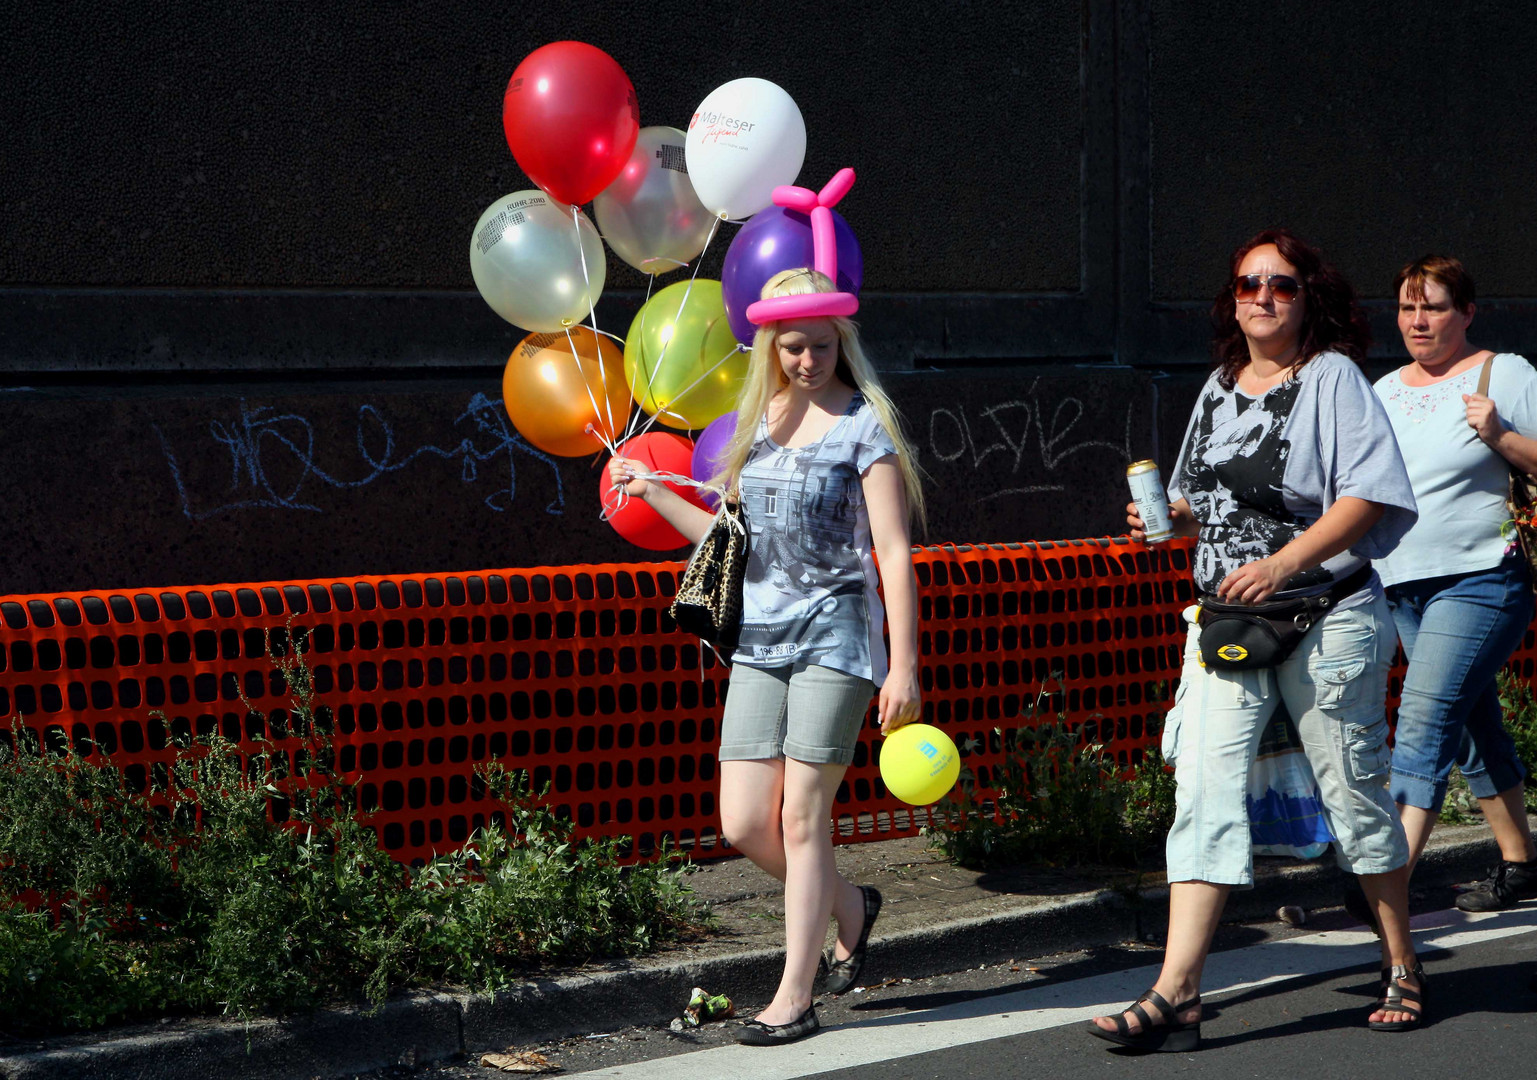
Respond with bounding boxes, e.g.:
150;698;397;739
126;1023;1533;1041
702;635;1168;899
709;269;927;532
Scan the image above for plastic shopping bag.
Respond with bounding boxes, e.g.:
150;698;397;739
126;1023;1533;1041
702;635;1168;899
1246;704;1333;859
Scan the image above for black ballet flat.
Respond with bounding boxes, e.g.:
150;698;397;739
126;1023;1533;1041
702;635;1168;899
733;1003;820;1046
823;885;882;995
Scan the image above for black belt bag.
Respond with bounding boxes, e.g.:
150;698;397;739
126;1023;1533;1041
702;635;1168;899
1196;565;1373;671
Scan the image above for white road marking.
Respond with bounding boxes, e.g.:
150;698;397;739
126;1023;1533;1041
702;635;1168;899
577;905;1537;1079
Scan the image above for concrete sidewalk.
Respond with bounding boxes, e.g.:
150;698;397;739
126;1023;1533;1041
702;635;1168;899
0;818;1524;1080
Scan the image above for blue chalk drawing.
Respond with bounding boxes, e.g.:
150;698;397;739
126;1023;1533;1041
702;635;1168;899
155;393;565;520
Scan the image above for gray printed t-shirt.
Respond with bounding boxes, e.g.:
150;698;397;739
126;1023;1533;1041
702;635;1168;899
1168;351;1417;603
733;394;898;683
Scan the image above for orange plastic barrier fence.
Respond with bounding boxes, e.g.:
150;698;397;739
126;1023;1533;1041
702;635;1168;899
4;539;1522;866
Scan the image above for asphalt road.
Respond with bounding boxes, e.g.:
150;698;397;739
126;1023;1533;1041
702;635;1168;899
395;902;1537;1080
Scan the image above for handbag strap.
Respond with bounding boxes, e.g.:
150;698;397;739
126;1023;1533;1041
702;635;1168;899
1477;352;1495;398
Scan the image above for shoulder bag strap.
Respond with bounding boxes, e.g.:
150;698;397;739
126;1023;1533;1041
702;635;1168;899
1477;352;1496;398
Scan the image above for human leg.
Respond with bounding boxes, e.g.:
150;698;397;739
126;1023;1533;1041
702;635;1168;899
782;665;877;968
717;664;793;878
1457;668;1537;903
1387;565;1532;828
1477;783;1537;862
741;666;874;1031
1090;622;1269;1049
718;759;788;878
1280;593;1419;1026
754;756;848;1027
1087;881;1219;1047
1456;783;1537;911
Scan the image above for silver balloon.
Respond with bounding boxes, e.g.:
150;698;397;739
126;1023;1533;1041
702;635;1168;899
469;191;606;332
593;126;715;275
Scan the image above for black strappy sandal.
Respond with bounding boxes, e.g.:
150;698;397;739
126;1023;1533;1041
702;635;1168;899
823;885;882;994
1368;963;1426;1032
1086;988;1202;1052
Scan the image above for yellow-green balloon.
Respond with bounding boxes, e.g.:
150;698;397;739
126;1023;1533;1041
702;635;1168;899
879;723;961;805
623;279;746;430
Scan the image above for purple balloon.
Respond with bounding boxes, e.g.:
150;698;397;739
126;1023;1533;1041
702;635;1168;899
720;206;863;345
690;411;738;510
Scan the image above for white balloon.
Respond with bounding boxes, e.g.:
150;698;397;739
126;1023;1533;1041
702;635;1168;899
468;191;606;332
684;78;806;220
594;126;715;275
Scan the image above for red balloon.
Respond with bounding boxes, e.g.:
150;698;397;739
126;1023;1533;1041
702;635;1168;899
503;42;639;206
600;432;707;551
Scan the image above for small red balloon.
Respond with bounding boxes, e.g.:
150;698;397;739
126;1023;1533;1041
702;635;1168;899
601;432;707;551
503;41;639;206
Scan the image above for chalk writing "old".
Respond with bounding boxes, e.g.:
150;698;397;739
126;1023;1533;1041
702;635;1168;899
927;382;1133;503
154;393;563;521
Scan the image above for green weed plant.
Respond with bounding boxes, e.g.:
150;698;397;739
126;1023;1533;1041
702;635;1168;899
0;631;708;1037
925;685;1177;870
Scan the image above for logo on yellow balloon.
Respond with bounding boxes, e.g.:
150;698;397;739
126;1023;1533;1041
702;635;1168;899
1216;644;1249;662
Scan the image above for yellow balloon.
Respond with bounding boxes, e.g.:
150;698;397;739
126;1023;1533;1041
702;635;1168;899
879;724;961;806
623;279;746;430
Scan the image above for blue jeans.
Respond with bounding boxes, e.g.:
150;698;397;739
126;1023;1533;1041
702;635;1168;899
1162;592;1408;886
1385;556;1533;811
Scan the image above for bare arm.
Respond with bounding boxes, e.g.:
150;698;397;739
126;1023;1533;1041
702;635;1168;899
1125;496;1200;540
864;457;921;735
1465;393;1537;475
1216;495;1385;603
607;456;716;546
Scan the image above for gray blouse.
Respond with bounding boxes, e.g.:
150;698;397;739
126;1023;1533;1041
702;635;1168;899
733;395;897;683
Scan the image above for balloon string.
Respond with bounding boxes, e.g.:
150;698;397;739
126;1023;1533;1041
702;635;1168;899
570;203;603;341
622;214;724;444
563;207;628;451
600;467;739;531
629;343;748;442
564;326;623;452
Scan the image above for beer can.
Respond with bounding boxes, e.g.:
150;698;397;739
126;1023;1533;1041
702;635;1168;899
1127;459;1174;544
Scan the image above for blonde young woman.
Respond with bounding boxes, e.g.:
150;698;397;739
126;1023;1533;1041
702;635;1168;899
608;268;925;1045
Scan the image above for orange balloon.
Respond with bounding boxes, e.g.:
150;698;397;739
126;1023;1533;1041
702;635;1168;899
502;328;631;457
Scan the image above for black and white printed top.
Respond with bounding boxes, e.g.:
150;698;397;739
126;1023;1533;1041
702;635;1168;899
1167;352;1417;604
733;394;898;683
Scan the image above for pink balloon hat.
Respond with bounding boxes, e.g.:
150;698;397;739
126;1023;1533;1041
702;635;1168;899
744;168;860;325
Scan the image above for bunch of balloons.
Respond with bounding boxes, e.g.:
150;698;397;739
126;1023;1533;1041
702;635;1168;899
472;42;866;550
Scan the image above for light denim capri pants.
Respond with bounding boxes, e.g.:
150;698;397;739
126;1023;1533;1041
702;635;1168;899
1161;590;1410;886
719;663;876;766
1385;555;1533;811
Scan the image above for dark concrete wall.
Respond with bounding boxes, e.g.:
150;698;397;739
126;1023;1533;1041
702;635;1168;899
3;2;1537;594
1149;0;1537;304
1;3;1082;293
0;368;1185;593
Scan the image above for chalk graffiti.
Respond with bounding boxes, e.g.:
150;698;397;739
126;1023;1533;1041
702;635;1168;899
926;380;1134;504
155;394;564;520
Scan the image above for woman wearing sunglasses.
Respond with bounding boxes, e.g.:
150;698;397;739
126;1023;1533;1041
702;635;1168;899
1089;229;1423;1051
1364;256;1537;914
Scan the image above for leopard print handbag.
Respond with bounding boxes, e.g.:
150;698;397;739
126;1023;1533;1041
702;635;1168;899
670;501;749;654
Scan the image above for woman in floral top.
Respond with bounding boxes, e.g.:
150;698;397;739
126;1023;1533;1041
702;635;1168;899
1371;256;1537;914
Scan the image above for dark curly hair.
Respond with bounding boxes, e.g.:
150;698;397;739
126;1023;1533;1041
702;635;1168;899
1210;228;1371;390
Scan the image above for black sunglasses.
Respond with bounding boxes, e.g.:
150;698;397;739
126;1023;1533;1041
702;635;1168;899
1233;274;1302;303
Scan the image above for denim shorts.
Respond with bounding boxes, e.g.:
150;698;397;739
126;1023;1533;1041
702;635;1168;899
1385;556;1533;811
1161;590;1409;886
719;663;875;765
